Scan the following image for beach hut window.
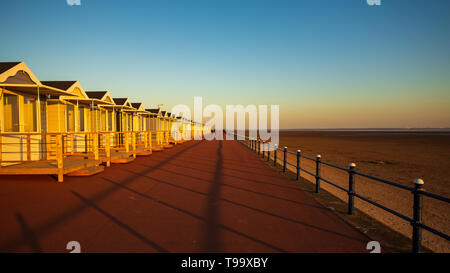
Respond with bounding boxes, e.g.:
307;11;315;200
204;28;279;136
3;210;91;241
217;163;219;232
79;107;85;131
3;94;20;132
128;115;133;131
67;104;75;132
91;109;98;132
23;97;37;132
108;111;113;131
101;111;106;131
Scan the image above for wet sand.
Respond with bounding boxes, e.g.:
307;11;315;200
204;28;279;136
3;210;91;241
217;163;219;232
276;130;450;252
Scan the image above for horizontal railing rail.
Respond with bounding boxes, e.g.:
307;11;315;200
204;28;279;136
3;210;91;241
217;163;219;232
234;133;449;253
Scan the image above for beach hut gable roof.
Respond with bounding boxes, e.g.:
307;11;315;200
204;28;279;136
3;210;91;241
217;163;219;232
131;103;145;111
41;81;88;99
86;91;115;104
0;61;41;85
113;98;132;107
146;108;160;114
145;108;160;116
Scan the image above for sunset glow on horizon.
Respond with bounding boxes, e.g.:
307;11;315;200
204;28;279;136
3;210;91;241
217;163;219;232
1;0;449;129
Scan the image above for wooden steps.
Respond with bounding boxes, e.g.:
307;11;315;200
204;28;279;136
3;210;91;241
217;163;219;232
0;159;102;176
135;150;152;156
110;156;134;164
151;145;164;152
67;165;105;176
162;144;173;149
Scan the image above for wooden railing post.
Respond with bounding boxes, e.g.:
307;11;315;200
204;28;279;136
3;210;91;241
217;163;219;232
93;133;99;161
56;134;64;182
148;132;152;151
273;145;277;167
132;132;136;158
85;134;88;153
105;133;111;167
64;133;68;154
71;133;75;154
125;132;130;153
144;131;148;150
46;134;51;160
0;135;2;166
296;150;301;180
26;134;31;161
283;146;287;172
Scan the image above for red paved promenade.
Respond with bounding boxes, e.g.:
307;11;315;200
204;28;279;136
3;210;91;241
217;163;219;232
0;140;370;253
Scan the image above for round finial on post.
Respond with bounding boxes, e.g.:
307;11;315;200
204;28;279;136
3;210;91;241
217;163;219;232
297;149;301;153
284;146;287;149
316;154;321;159
414;178;424;186
350;162;356;168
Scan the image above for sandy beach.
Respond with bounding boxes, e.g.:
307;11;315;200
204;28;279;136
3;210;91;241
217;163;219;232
276;130;450;252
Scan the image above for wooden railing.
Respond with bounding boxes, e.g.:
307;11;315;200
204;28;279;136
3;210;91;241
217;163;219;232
0;130;173;165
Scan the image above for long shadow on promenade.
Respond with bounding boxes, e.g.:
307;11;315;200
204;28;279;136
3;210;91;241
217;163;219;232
2;141;203;251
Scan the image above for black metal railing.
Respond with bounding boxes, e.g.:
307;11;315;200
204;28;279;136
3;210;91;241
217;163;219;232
237;135;449;253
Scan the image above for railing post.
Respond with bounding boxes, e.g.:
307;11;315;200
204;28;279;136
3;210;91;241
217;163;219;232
257;141;260;156
273;145;277;167
412;178;424;253
26;134;31;161
93;133;99;161
71;133;75;155
348;163;356;215
283;147;287;172
132;132;136;158
267;144;270;162
125;132;130;153
262;142;265;158
56;134;64;183
149;132;152;151
0;134;2;166
64;133;68;154
315;154;321;193
296;150;301;180
105;133;111;167
46;134;51;159
84;134;88;153
144;131;148;149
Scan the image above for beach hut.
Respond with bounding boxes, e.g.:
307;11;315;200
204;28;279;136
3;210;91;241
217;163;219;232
112;98;135;132
0;62;76;163
145;108;164;151
126;103;152;156
131;103;146;132
159;111;173;147
0;62;102;181
85;91;116;132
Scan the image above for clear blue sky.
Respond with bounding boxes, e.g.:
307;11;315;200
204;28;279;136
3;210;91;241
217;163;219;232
1;0;449;128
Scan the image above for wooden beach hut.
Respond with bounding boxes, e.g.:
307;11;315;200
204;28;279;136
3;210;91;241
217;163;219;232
128;102;152;156
0;62;73;163
159;111;173;148
0;62;103;181
145;108;164;151
112;98;135;132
